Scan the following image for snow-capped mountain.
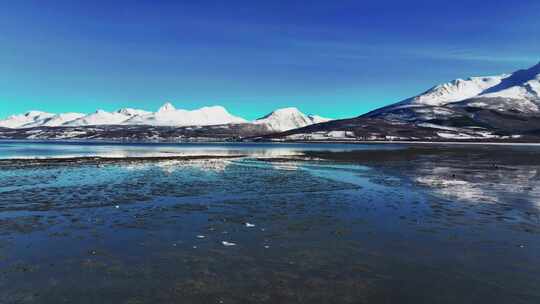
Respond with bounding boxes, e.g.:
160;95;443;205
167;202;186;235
254;107;330;131
0;104;332;141
125;102;247;126
403;75;507;107
0;102;329;133
256;61;540;142
22;112;86;128
116;108;151;117
64;109;136;126
0;111;55;128
3;60;540;142
0;103;247;128
364;62;540;121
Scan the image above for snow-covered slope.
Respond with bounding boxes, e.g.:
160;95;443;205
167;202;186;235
365;62;540;120
254;107;331;131
407;76;507;107
462;63;540;112
125;102;247;126
22;112;86;128
308;115;331;124
116;108;151;117
0;111;55;128
64;110;134;126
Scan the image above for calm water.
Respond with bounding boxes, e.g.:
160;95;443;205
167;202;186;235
0;141;539;303
0;141;401;159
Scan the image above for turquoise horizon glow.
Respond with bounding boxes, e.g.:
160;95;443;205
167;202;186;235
1;1;539;120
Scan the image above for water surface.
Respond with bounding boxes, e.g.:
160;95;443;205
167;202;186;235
0;142;539;303
0;141;400;159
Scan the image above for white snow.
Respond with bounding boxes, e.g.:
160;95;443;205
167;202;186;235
380;62;540;116
467;97;540;112
1;102;330;131
50;130;89;139
417;123;461;131
23;112;86;128
284;130;356;141
435;131;498;139
126;103;247;126
1;102;246;128
0;111;55;128
64;109;133;126
467;74;540;112
254;107;331;132
158;102;176;113
327;131;354;138
407;76;507;107
308;114;331;124
116;108;151;117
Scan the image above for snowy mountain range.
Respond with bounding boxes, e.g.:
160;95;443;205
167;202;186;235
365;62;540;121
2;61;540;142
122;103;247;127
263;61;540;142
0;102;330;132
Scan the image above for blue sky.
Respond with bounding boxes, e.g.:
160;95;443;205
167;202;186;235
0;0;539;120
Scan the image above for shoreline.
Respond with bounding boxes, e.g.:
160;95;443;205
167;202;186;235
3;138;540;146
0;154;248;168
276;140;540;146
2;140;540;163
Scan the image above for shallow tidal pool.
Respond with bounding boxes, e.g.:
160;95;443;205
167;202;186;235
0;142;539;303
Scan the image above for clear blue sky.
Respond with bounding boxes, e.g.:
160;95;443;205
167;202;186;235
1;0;539;120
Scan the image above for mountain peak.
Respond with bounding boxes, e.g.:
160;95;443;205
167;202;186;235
25;110;50;117
116;108;134;115
158;102;176;113
1;104;326;131
363;61;540;121
255;107;329;131
126;104;247;126
116;108;151;116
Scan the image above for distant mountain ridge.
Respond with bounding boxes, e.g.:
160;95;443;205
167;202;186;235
122;103;248;127
3;62;540;142
0;102;330;132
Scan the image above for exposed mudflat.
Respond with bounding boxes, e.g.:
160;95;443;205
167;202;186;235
1;144;539;304
0;155;246;169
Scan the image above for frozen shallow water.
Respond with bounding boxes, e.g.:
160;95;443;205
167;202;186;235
0;142;539;303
